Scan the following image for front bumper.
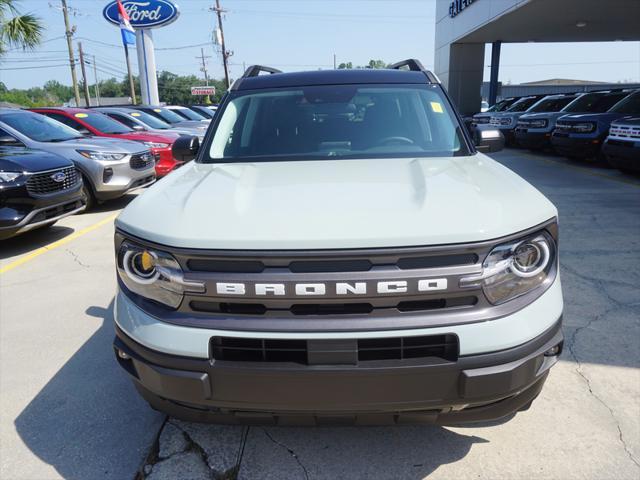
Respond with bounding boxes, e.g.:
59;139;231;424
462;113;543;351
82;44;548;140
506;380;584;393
551;134;603;159
114;318;562;425
603;140;640;173
153;148;183;177
515;129;553;149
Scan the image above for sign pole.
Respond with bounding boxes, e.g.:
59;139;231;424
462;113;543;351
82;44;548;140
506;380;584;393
124;42;137;105
135;29;160;105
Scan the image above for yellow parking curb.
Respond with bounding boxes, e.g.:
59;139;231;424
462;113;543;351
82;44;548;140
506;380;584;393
0;214;118;275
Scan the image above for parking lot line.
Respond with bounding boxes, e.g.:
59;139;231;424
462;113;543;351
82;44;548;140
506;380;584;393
0;213;118;275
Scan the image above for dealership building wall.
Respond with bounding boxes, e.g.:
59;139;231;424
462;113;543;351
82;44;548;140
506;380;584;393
434;0;640;115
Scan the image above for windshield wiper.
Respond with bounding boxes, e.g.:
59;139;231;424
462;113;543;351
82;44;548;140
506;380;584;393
47;137;78;142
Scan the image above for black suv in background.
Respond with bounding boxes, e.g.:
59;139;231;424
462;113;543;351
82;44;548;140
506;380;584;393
0;145;85;240
471;97;519;127
603;116;640;174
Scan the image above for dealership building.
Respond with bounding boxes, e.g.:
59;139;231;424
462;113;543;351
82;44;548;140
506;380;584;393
434;0;640;114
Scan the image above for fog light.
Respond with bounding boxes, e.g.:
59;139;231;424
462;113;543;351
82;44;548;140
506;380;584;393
117;349;130;360
103;167;114;183
544;344;562;357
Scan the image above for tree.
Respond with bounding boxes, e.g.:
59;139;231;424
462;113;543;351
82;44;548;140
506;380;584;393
0;0;43;56
338;62;353;70
367;59;388;69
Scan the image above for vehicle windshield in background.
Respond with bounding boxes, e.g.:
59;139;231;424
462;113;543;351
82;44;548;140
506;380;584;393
0;111;83;142
528;96;577;113
173;108;206;121
490;99;515;112
81;112;133;134
561;92;626;113
131;111;172;129
506;97;540;112
207;84;469;163
151;108;186;124
609;92;640;114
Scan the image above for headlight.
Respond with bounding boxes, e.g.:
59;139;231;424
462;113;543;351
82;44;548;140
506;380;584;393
460;229;557;305
572;122;596;133
117;241;204;308
0;171;22;184
77;150;126;161
529;119;548;128
143;142;170;149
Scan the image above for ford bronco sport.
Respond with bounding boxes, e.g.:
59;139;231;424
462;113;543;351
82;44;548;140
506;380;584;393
113;60;564;425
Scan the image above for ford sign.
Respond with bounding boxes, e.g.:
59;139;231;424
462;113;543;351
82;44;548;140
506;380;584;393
103;0;180;29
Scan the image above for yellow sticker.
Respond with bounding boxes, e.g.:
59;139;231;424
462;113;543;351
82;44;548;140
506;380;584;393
154;109;162;112
131;112;141;117
75;113;89;118
430;102;443;113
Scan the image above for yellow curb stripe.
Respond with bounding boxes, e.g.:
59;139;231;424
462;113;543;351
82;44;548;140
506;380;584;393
0;214;118;275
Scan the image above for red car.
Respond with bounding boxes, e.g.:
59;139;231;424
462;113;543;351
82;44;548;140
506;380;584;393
30;107;183;177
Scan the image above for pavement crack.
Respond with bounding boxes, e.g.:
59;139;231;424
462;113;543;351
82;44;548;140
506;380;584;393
561;263;636;308
261;428;310;480
567;311;640;469
65;248;90;268
136;415;168;480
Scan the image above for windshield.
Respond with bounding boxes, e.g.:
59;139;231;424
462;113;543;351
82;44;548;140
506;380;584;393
528;96;577;113
130;110;171;129
173;108;206;121
610;92;640;114
150;108;185;124
0;111;82;142
80;112;132;134
192;107;215;118
488;99;514;113
206;84;469;163
563;92;629;113
506;97;540;112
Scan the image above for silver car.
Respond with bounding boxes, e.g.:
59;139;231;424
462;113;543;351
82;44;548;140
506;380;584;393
131;106;209;138
94;107;203;141
0;108;155;209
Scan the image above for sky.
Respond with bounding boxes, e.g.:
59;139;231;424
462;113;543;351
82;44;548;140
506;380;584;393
1;0;639;90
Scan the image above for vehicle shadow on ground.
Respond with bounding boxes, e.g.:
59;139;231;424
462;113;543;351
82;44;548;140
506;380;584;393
0;225;74;259
14;300;163;480
92;192;139;213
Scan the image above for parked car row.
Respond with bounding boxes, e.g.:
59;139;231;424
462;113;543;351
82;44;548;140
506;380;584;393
0;106;203;240
472;89;640;174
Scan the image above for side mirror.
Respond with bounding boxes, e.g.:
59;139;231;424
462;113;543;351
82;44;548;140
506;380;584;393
0;135;22;146
474;126;504;153
172;135;200;162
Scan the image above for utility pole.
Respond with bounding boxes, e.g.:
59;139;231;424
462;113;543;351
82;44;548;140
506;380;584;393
78;42;91;108
197;47;212;103
92;55;101;106
333;54;337;69
61;0;80;106
212;0;230;88
78;42;91;107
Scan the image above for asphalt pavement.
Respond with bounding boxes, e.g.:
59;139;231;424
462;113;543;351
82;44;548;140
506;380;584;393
0;150;639;480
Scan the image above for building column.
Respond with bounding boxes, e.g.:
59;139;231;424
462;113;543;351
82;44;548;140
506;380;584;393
435;42;484;115
488;41;502;106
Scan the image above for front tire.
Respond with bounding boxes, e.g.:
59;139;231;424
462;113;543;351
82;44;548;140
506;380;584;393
80;177;95;211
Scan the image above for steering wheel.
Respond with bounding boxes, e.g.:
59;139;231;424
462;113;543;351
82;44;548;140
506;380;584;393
376;136;415;146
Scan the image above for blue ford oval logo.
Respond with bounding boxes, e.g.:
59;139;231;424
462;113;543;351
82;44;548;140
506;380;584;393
51;172;67;183
103;0;180;29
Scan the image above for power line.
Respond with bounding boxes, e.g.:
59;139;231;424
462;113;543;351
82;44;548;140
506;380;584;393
1;64;70;71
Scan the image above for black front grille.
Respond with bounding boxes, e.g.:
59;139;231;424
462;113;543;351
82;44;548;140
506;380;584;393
130;152;155;170
190;295;477;316
187;252;477;273
26;167;79;196
211;334;459;365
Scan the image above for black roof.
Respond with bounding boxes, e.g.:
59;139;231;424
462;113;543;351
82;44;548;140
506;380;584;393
232;68;435;91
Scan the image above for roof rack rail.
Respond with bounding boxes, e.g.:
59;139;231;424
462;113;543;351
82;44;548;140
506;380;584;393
242;65;282;78
388;58;439;83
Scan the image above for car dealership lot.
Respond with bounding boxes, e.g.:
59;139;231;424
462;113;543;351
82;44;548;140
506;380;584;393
1;150;639;480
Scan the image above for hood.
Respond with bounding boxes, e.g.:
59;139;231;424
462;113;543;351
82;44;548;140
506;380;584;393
557;112;626;124
0;146;72;172
519;112;566;121
33;136;150;154
611;116;639;126
116;131;176;144
116;154;557;250
176;120;209;130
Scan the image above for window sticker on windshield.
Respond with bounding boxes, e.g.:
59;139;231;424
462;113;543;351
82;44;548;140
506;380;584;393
75;113;88;118
430;102;443;113
131;112;141;117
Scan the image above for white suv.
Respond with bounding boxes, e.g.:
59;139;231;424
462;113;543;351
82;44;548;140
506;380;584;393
112;60;563;425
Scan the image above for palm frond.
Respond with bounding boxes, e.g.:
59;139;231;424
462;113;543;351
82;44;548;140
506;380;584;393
1;13;43;51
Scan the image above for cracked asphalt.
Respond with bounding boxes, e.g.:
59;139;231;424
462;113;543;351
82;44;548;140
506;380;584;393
0;150;638;480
